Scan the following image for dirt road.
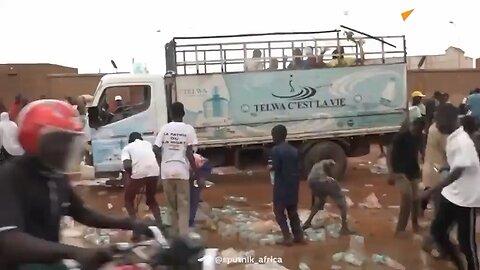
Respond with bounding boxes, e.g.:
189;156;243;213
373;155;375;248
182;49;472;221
73;150;458;270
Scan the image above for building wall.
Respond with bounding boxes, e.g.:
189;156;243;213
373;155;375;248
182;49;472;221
365;47;473;70
0;64;78;106
48;74;104;101
407;69;480;104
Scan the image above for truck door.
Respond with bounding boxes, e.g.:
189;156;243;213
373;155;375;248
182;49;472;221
89;83;158;174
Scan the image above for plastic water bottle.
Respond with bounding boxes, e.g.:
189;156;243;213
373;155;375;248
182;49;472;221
343;252;364;266
268;159;274;185
372;254;387;264
372;254;405;270
299;262;311;270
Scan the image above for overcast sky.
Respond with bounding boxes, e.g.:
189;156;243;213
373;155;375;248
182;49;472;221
0;0;475;74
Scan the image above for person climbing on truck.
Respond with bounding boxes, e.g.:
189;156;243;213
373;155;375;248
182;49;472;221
302;159;354;235
270;124;305;246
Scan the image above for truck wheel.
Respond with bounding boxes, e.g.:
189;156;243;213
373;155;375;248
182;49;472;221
304;141;348;181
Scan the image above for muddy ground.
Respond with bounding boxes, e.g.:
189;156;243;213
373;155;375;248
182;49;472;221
72;150;461;270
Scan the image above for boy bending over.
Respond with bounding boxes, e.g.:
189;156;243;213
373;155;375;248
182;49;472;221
302;159;353;235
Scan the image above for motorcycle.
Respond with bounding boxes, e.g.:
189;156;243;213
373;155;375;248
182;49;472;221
65;226;218;270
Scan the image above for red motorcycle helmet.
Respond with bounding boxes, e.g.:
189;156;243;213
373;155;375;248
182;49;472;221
17;99;84;172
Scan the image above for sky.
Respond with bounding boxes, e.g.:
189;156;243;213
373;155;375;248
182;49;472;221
0;0;475;74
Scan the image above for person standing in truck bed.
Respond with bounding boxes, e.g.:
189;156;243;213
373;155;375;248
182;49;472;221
270;124;304;246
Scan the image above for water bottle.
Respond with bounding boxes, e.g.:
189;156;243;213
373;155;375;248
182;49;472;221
268;159;274;185
372;254;387;264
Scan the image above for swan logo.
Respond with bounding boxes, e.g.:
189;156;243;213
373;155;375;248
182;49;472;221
271;75;325;100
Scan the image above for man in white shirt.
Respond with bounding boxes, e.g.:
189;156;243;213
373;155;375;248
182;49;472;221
421;104;480;270
153;102;199;236
244;49;264;72
0;112;24;163
121;132;162;240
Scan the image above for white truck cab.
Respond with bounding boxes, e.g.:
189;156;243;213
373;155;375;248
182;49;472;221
87;73;168;176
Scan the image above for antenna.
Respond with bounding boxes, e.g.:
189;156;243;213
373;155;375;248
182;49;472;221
110;60;118;73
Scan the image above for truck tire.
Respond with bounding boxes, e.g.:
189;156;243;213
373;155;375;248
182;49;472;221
303;141;348;181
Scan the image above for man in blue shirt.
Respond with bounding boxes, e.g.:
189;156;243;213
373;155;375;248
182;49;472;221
270;125;304;246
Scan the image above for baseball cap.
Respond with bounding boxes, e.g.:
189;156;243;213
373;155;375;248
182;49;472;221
114;95;122;101
411;90;426;98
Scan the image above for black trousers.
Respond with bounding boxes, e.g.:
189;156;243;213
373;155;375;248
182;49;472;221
431;195;479;270
273;202;303;239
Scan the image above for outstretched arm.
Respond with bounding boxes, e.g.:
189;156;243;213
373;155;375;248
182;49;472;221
68;190;134;230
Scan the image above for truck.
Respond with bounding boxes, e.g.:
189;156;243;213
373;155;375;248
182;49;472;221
86;27;408;181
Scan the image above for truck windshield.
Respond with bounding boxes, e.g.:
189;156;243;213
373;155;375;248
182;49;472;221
165;27;406;75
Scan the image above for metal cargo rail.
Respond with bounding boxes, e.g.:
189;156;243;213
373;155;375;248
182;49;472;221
165;25;407;75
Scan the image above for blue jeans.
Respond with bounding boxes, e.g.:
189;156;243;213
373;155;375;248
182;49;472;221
189;161;212;227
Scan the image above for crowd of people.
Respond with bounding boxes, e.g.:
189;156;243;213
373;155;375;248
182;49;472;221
391;89;480;270
2;87;480;269
244;45;364;72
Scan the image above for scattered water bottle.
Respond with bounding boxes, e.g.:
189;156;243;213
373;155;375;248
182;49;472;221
160;206;171;226
326;223;341;238
304;228;326;242
332;252;345;262
372;254;387;264
343;252;364;266
299;262;311;270
268;159;275;185
371;254;405;270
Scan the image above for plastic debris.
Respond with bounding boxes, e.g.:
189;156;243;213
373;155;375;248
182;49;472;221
160;207;171;226
369;157;389;174
359;192;382;209
299;262;311;270
341;188;350;193
298;209;333;228
343;252;364;266
371;254;405;270
349;235;366;255
346;196;354;207
224;195;248;203
304;228;326;242
332;252;345;262
326;223;341;238
219;248;255;265
364;184;374;187
331;265;342;270
107;203;113;209
388;205;400;209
